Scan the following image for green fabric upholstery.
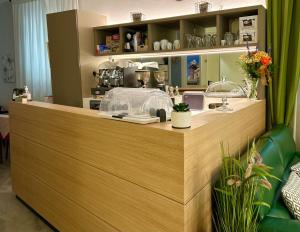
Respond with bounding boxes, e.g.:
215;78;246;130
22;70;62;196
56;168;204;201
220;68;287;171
261;126;296;166
266;155;300;220
257;127;300;232
259;216;300;232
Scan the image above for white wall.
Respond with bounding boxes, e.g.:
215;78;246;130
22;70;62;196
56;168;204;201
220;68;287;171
220;53;246;85
79;0;265;25
0;1;15;110
205;54;220;84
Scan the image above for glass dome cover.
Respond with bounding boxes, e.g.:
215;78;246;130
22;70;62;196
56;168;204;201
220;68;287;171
205;78;246;111
205;79;246;98
100;88;173;117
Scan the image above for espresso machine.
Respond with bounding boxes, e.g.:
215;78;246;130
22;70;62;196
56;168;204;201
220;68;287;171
92;61;124;97
129;61;168;90
92;61;169;98
136;68;168;90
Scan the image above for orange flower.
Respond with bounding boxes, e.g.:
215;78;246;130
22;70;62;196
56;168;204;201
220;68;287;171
261;57;271;66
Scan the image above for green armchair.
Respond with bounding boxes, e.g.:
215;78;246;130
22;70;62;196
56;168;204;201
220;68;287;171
256;126;300;232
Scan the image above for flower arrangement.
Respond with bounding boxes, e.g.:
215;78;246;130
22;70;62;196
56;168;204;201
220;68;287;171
239;46;273;99
239;49;273;86
213;141;279;232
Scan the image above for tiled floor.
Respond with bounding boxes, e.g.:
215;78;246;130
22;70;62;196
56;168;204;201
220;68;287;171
0;163;54;232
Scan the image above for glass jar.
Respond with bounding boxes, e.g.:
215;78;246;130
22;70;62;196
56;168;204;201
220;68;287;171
224;32;234;46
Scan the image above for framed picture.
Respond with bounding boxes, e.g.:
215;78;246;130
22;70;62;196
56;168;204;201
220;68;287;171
187;55;201;85
239;30;257;44
1;55;15;83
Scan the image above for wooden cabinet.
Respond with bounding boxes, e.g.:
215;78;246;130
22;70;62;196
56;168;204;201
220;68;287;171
10;100;266;232
47;10;106;107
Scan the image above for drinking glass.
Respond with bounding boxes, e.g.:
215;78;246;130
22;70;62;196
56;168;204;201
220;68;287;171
224;32;234;46
204;34;212;47
196;36;202;48
211;34;217;47
186;34;193;48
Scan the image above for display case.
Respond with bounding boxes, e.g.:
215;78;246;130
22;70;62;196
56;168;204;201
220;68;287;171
99;88;173;123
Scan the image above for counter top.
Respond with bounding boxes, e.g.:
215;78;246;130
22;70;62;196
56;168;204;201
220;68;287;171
13;99;265;134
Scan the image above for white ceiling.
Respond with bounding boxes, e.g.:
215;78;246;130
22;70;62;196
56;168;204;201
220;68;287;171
79;0;266;25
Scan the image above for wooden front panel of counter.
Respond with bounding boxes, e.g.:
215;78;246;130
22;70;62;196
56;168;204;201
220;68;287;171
9;100;265;232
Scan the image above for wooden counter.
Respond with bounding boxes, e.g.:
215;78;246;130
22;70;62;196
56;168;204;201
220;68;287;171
9;100;265;232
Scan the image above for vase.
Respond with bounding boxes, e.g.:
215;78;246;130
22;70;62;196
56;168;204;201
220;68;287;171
245;77;259;100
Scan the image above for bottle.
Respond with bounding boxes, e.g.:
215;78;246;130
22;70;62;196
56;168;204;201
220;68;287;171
12;90;17;101
175;86;180;96
24;86;32;101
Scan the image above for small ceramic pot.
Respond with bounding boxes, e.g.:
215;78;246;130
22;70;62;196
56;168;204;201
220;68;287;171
153;41;160;51
171;111;191;129
234;39;240;45
167;42;173;50
173;40;180;50
160;39;168;50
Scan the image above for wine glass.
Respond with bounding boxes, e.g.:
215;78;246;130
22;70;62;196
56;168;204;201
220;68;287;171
186;34;193;48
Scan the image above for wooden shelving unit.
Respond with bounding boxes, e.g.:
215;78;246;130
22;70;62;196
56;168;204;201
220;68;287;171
94;5;266;57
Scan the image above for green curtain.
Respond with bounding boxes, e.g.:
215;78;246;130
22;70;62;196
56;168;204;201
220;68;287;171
267;0;300;128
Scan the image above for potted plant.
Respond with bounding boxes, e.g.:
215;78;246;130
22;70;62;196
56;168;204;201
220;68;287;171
239;45;273;100
213;142;279;232
171;103;191;128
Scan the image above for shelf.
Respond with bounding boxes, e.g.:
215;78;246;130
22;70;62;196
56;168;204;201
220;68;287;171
94;26;121;54
121;24;148;53
180;14;217;48
148;20;180;51
94;5;266;57
95;44;258;59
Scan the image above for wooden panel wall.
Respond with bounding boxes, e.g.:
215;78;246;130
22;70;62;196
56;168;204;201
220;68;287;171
184;100;266;203
47;10;83;107
182;100;265;232
11;166;119;232
77;11;106;98
47;10;106;105
11;134;183;232
9;102;184;203
10;100;265;232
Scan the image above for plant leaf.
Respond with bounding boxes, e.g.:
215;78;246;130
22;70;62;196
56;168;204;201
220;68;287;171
214;188;233;196
253;201;270;208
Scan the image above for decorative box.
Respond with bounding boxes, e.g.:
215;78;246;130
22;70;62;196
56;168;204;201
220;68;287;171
106;36;112;47
137;45;148;52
